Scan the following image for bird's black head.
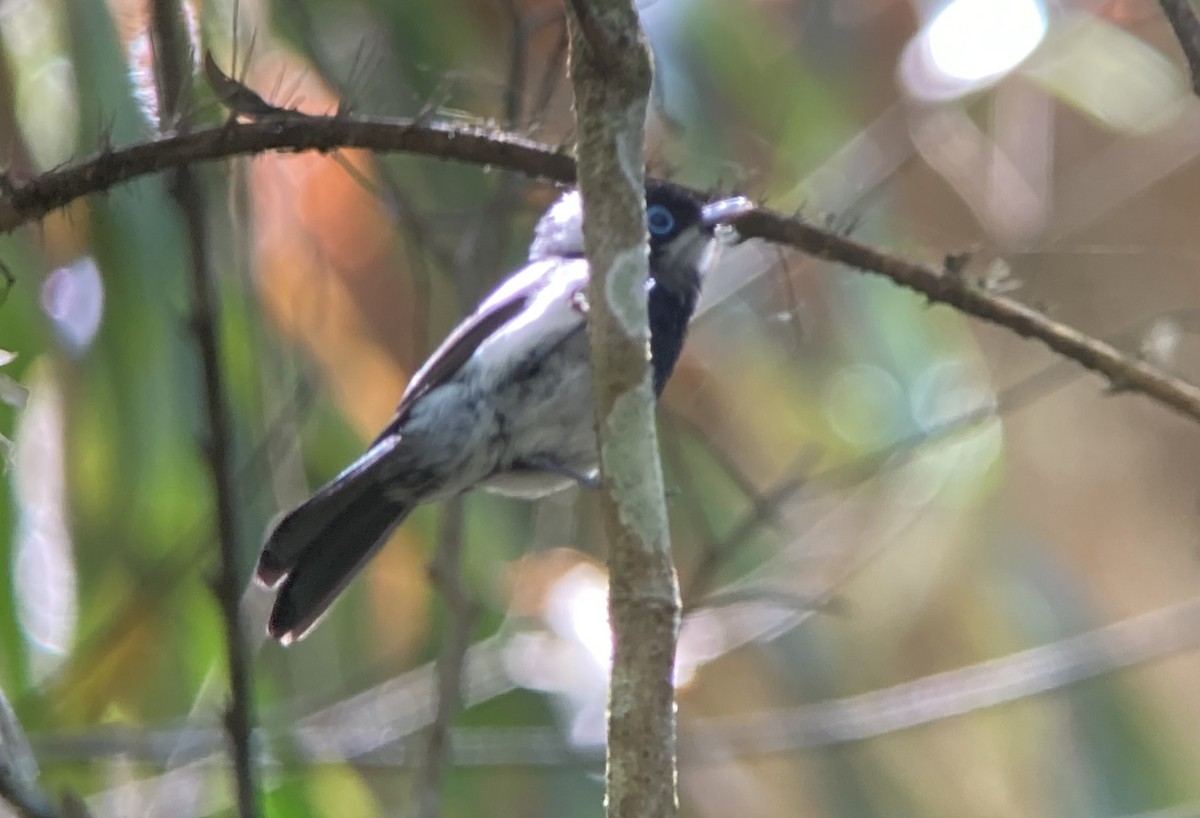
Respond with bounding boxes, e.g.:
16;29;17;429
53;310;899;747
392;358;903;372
527;182;751;265
527;182;754;394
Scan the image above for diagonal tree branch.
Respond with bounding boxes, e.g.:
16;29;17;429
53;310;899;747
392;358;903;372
727;211;1200;423
0;118;574;234
0;114;1198;433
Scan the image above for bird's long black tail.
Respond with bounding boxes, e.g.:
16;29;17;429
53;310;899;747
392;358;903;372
257;435;414;643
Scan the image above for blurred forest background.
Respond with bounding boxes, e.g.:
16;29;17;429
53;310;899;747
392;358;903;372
3;0;1200;816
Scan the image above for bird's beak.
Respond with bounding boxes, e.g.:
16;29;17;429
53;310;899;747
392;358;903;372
700;196;755;232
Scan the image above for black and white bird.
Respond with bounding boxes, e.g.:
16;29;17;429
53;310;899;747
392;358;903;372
257;181;753;643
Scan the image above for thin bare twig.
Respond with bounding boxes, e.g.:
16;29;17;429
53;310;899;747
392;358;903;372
0;688;59;818
502;0;529;128
683;449;821;606
417;498;477;818
0;258;13;306
153;9;259;818
148;0;190;130
173;166;261;818
529;20;569;129
1159;0;1200;96
447;5;537;294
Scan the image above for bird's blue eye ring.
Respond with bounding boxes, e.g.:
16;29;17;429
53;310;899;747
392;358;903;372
646;205;675;236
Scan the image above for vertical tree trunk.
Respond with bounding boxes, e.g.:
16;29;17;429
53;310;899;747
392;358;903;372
562;4;681;818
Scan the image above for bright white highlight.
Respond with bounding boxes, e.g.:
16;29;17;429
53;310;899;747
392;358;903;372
41;257;104;355
502;560;725;746
900;0;1047;101
12;363;77;679
928;0;1046;82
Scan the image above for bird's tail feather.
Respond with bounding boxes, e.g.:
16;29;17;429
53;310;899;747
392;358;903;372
256;435;402;588
267;485;413;643
256;434;414;643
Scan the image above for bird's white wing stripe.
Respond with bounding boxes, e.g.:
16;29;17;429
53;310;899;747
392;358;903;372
473;258;590;372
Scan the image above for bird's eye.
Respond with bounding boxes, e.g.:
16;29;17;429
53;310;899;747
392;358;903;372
646;205;676;236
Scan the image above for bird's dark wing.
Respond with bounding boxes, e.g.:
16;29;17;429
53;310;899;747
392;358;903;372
373;258;576;442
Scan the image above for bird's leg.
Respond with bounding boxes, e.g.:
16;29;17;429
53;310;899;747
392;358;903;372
517;457;686;497
518;455;602;491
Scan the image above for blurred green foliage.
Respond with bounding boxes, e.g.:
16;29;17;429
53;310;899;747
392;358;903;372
1;0;1200;817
